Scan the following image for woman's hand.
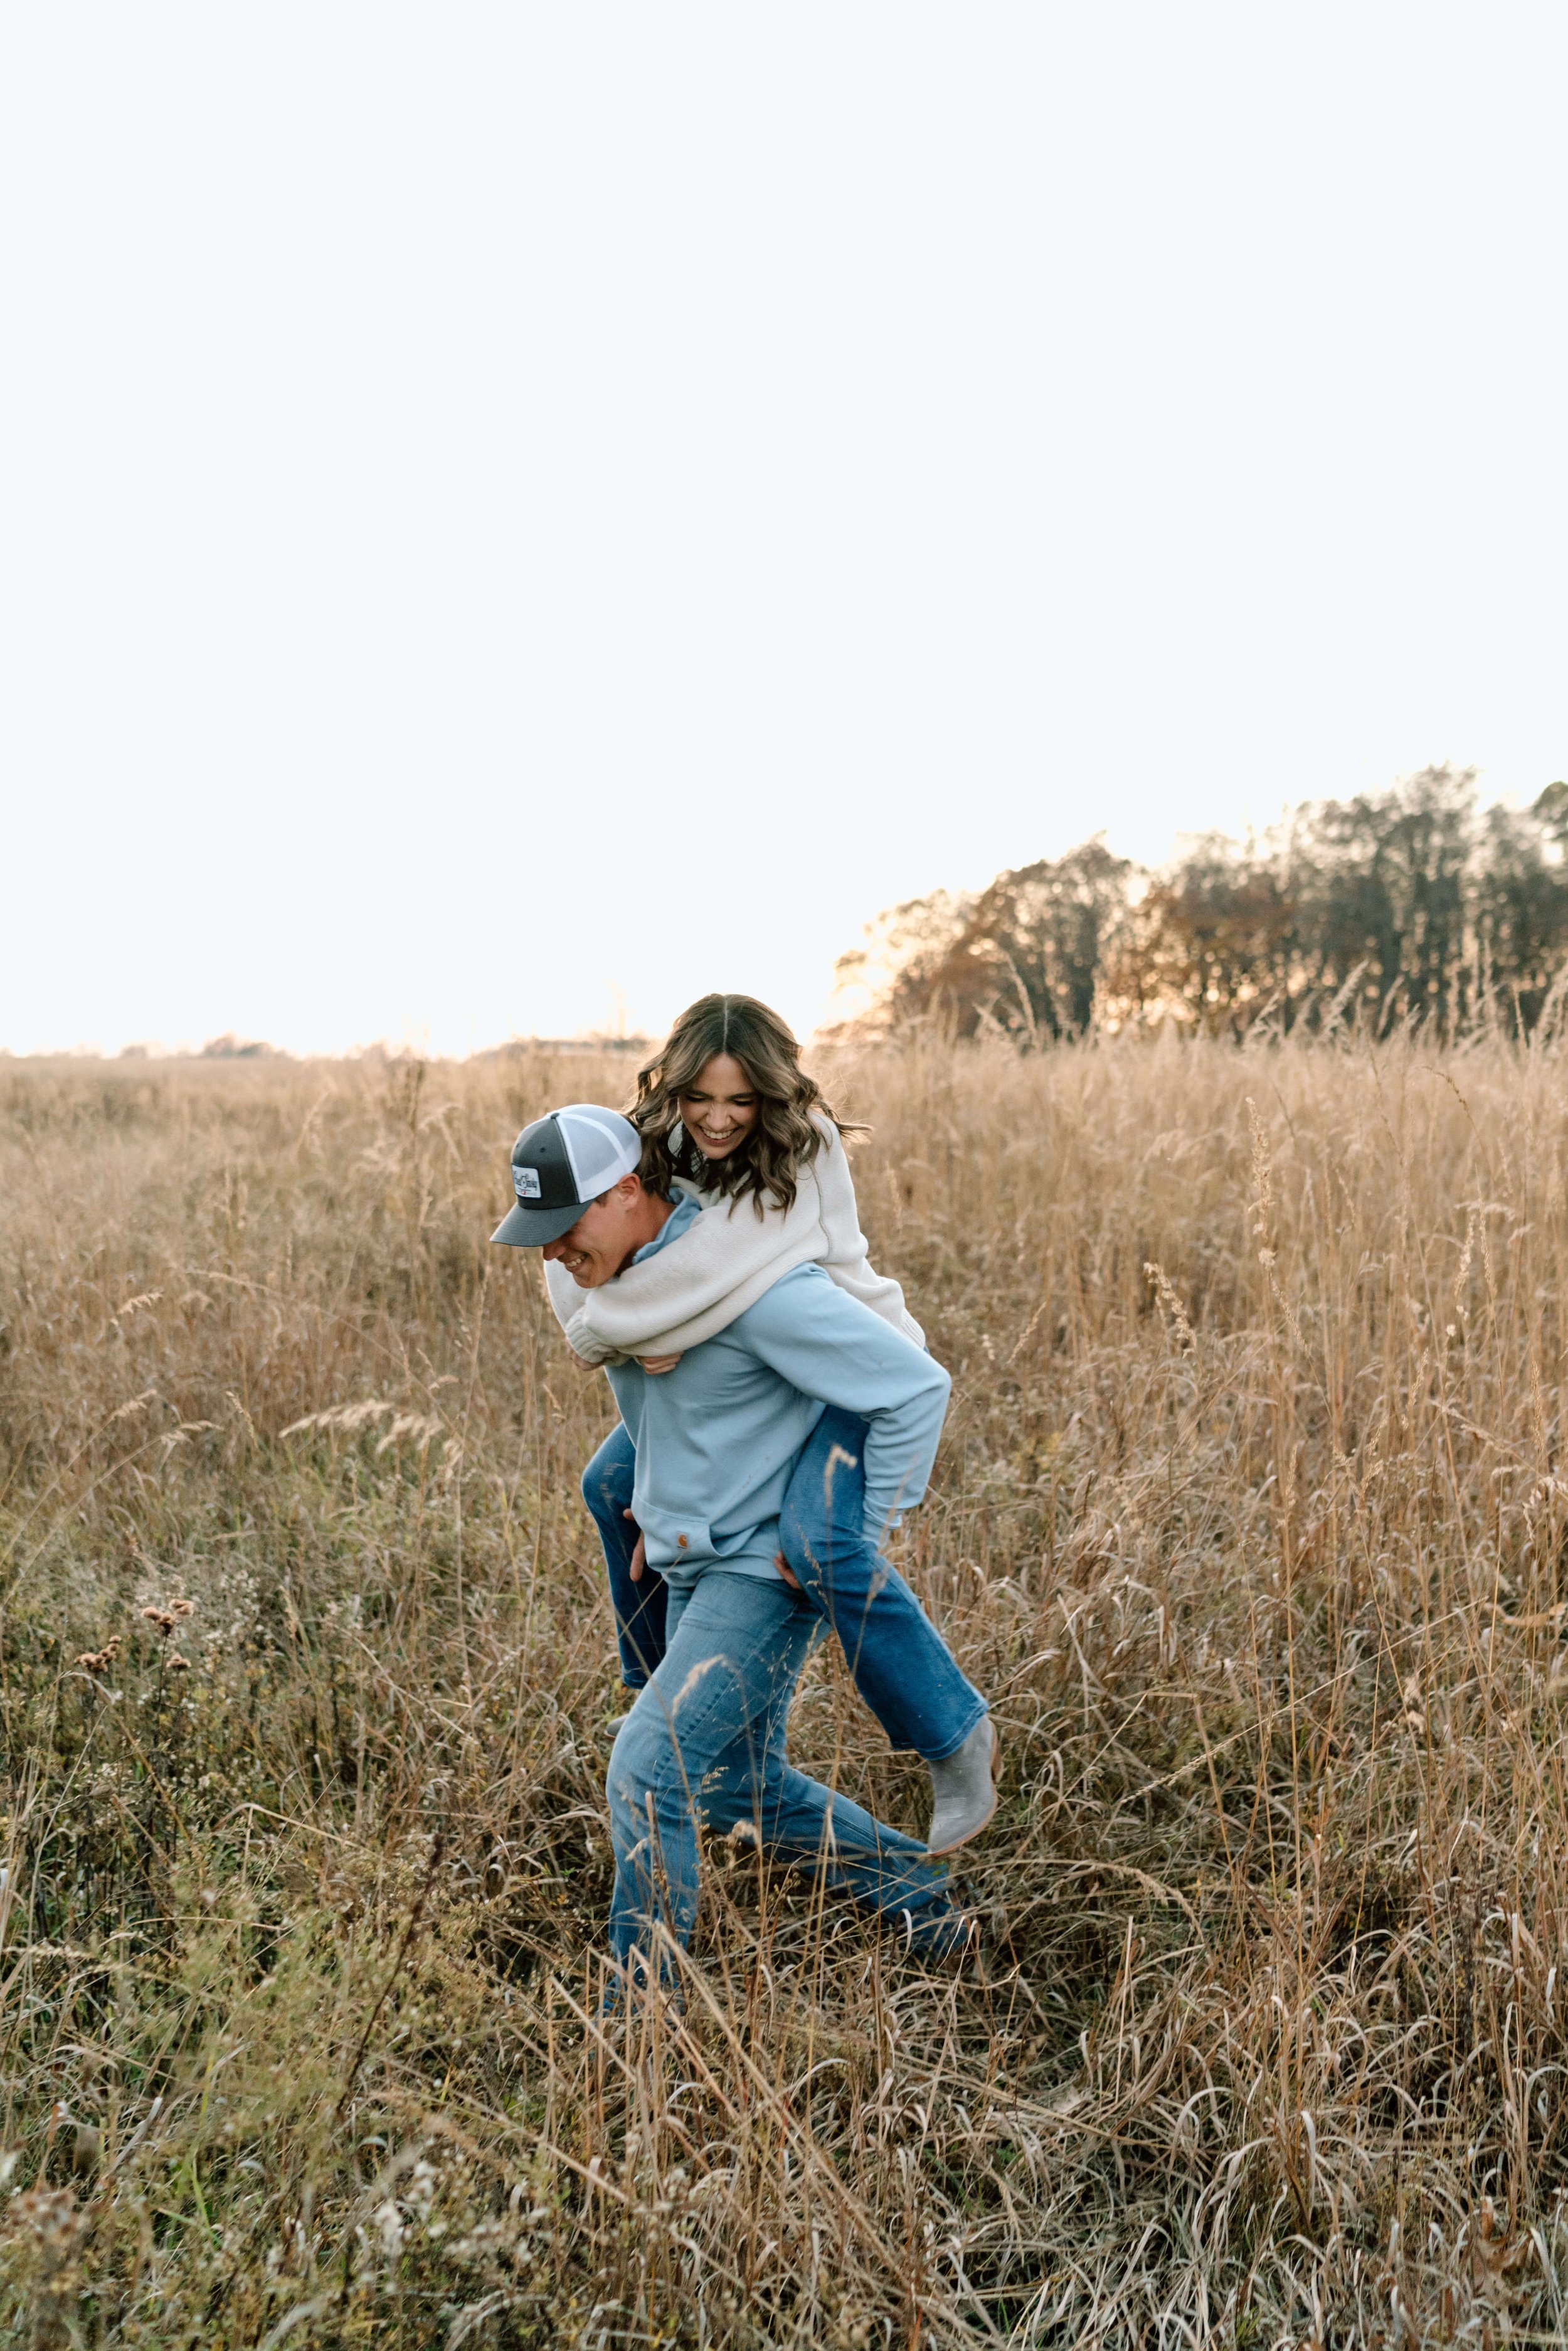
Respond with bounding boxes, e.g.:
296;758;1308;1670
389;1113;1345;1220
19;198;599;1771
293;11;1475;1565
637;1353;682;1375
623;1509;647;1581
773;1549;803;1594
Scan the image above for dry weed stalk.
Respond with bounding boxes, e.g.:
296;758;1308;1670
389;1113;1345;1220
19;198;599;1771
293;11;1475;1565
1;1034;1567;2343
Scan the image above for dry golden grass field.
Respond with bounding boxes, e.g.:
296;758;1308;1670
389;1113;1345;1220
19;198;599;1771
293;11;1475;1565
4;1034;1568;2348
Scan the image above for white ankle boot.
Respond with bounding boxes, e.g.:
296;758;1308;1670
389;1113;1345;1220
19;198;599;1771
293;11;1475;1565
925;1717;1000;1854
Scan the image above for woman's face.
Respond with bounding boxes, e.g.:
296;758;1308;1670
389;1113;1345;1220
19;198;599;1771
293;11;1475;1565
678;1053;761;1162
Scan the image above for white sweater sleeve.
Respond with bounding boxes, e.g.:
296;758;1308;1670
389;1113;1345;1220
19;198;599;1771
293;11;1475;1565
540;1118;924;1362
808;1122;924;1349
543;1179;826;1365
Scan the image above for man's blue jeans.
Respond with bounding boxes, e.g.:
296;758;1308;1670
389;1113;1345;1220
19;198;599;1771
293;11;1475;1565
581;1406;987;1762
606;1568;962;1981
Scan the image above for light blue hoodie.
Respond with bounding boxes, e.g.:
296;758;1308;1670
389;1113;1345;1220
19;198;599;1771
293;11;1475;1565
603;1191;950;1589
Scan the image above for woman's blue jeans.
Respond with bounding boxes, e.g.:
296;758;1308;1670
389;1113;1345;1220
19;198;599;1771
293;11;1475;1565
580;1406;986;1763
607;1568;961;1981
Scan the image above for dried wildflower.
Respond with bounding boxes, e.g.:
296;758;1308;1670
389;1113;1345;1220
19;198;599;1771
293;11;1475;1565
139;1599;194;1639
12;2184;80;2242
75;1636;122;1672
10;2182;84;2345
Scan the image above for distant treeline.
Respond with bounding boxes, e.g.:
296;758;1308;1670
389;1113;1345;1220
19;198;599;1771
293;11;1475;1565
839;765;1568;1042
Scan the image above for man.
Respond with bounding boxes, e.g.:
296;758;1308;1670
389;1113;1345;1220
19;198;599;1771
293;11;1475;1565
492;1101;970;1990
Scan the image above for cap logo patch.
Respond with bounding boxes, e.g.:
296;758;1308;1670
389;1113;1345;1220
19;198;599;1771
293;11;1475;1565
514;1165;542;1200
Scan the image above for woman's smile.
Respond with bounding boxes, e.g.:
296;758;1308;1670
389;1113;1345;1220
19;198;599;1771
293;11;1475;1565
679;1053;761;1160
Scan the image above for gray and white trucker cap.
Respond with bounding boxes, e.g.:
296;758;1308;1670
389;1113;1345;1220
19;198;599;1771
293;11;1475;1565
490;1103;643;1247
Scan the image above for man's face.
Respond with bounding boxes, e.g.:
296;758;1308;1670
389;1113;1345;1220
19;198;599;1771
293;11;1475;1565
541;1175;645;1286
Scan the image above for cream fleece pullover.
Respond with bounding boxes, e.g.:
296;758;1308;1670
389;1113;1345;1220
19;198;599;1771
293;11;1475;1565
541;1115;924;1366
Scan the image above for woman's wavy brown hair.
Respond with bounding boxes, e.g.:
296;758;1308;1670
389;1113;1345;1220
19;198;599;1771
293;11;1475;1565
629;994;861;1213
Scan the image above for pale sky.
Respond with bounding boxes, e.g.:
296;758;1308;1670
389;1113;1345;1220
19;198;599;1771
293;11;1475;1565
3;6;1564;1056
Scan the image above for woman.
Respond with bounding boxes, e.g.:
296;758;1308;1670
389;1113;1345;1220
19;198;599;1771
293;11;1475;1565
551;993;998;1854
